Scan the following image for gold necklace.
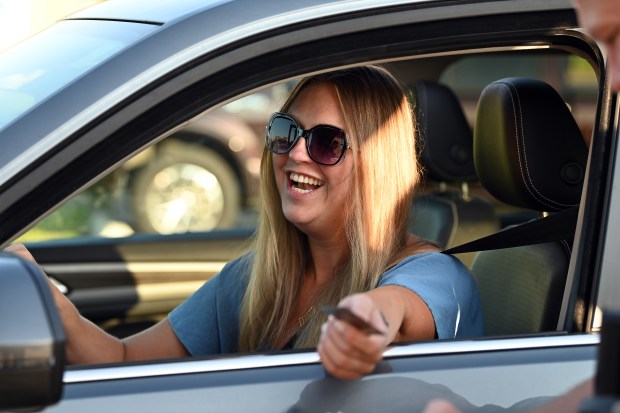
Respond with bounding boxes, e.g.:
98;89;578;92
298;305;315;327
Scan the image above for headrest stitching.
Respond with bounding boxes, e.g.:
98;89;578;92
504;82;558;210
502;80;575;210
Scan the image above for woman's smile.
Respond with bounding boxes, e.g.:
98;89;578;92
288;171;325;194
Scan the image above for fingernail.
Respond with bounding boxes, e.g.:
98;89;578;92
333;320;345;332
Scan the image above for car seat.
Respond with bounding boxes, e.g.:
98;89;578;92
410;80;500;264
471;77;588;336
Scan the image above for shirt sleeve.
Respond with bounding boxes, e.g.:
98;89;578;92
168;253;252;356
378;252;483;339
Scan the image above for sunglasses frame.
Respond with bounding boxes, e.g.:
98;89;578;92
266;112;350;166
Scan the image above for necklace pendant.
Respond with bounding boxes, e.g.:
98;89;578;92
298;306;315;327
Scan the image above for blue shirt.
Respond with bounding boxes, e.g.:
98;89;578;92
169;252;483;356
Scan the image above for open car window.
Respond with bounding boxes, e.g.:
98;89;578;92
15;43;601;353
20;51;599;242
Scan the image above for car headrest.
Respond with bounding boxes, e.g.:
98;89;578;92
474;77;588;212
414;80;477;183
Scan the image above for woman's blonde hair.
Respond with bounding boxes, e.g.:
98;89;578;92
238;65;421;351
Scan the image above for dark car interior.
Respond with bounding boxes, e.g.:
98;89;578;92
468;77;587;336
408;74;589;336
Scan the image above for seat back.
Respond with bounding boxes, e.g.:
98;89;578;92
472;77;588;335
409;195;456;248
410;80;500;258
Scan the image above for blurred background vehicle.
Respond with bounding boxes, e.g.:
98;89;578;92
19;86;291;239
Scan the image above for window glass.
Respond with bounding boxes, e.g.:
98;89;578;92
15;47;602;349
19;52;599;243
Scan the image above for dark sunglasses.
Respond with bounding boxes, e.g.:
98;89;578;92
265;112;350;166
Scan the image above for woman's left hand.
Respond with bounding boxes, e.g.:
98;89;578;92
317;293;390;380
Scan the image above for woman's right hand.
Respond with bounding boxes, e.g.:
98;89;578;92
6;243;62;293
4;243;76;320
5;243;189;364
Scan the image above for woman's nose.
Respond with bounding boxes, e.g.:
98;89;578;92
287;136;311;163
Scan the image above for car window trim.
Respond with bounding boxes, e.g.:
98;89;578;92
64;334;598;383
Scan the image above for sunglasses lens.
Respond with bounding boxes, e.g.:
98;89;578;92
267;115;297;154
266;113;348;165
308;127;346;165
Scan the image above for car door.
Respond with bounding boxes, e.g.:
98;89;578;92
0;0;615;411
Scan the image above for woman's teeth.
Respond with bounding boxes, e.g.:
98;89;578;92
290;172;324;193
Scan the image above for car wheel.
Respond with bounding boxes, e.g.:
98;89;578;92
131;142;242;234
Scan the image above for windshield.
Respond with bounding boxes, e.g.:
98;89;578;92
0;19;157;131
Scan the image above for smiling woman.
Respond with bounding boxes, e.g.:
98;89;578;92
7;65;483;381
171;65;484;379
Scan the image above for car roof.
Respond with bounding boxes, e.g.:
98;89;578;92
68;0;232;25
69;0;435;25
67;0;574;26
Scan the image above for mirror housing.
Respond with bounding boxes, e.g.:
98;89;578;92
0;252;66;410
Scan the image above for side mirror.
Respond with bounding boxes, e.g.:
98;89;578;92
0;252;66;410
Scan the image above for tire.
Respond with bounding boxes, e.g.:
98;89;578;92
131;141;242;234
